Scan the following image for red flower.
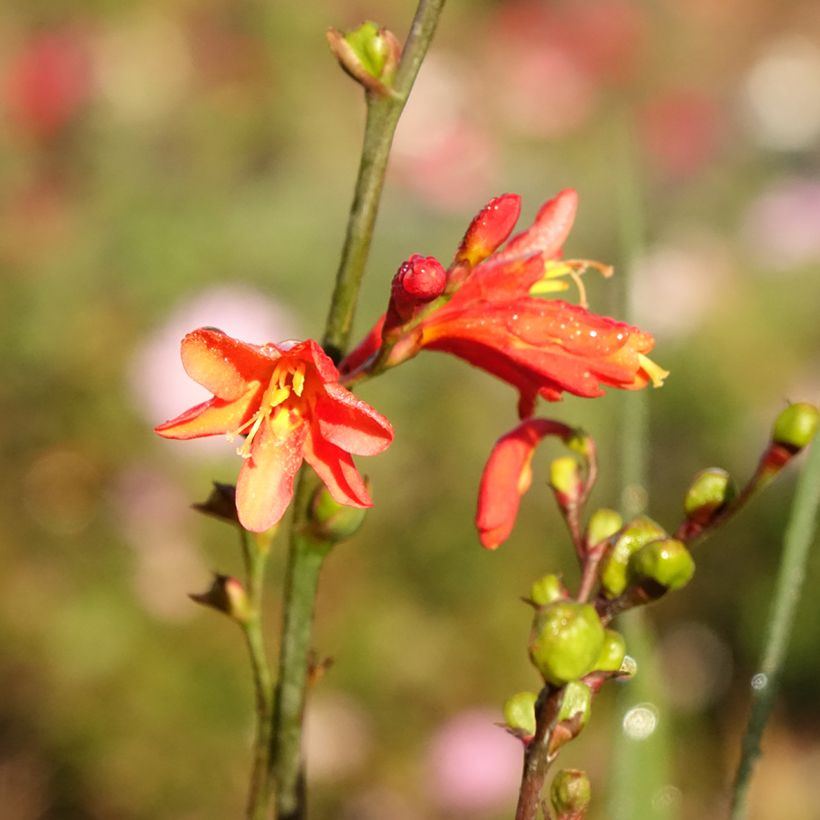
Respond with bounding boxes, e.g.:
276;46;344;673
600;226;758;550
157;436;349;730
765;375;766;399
476;419;574;549
155;329;393;532
341;189;666;417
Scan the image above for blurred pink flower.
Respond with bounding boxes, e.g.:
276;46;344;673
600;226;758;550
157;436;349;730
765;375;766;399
391;57;497;212
130;284;301;457
426;709;521;812
486;0;644;137
741;178;820;270
4;28;94;140
639;90;724;178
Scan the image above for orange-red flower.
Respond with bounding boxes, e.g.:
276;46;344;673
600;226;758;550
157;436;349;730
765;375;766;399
155;329;393;532
341;189;666;417
476;418;574;550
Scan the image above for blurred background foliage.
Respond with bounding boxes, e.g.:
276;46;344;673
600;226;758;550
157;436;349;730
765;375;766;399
1;0;819;818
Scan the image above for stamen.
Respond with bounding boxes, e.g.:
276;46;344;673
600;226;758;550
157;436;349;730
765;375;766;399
638;354;670;388
532;259;615;309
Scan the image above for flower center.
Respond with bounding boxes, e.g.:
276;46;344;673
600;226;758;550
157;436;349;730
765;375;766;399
234;360;307;458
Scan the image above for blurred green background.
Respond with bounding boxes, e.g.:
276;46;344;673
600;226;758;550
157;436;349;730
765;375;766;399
2;0;819;818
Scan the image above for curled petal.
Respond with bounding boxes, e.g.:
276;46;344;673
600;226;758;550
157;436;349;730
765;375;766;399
490;189;578;267
235;420;307;532
155;389;262;440
181;328;274;401
303;433;372;509
316;385;394;455
477;419;573;549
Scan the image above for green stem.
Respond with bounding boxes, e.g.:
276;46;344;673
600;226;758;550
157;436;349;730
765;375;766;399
323;0;447;357
240;531;275;820
269;6;446;819
271;474;329;820
514;686;563;820
729;439;820;819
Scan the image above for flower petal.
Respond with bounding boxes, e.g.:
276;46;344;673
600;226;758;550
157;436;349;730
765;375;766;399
154;388;262;439
303;432;372;509
235;418;307;532
490;188;578;266
315;384;394;456
181;328;274;401
455;193;522;268
477;419;572;549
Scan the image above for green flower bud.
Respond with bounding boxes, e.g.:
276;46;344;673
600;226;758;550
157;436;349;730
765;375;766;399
326;21;401;95
503;691;538;737
772;402;819;452
598;516;666;598
309;484;368;542
557;681;592;728
630;537;695;591
549;456;581;499
684;467;736;524
530;573;565;606
550;769;592;818
595;629;626;672
585;508;623;547
529;602;605;686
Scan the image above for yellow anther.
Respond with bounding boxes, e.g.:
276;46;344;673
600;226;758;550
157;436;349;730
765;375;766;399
638;354;669;388
292;363;306;397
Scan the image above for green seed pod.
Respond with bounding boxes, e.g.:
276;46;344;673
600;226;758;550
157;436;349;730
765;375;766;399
557;681;592;729
530;573;566;606
503;691;538;737
772;402;819;452
630;537;695;591
585;508;623;547
550;769;592;818
595;629;627;672
598;516;667;598
684;467;736;524
529;602;605;686
309;484;368;542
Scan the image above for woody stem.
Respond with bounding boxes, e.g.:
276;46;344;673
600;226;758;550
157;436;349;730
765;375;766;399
269;3;446;819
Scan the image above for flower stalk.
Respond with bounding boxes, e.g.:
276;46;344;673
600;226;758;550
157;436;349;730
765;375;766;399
270;3;446;818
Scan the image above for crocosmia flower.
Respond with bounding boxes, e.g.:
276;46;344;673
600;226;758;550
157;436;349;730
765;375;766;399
342;189;667;417
155;328;393;532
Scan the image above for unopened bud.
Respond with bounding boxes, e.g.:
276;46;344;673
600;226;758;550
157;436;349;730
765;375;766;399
586;508;623;547
388;254;447;324
549;456;582;504
630;537;695;591
550;769;592;819
503;690;538;738
599;516;666;598
309;483;368;542
772;402;818;453
326;21;401;96
684;468;736;525
557;680;592;727
530;573;566;606
529;602;605;686
189;574;250;623
595;629;626;673
454;193;521;269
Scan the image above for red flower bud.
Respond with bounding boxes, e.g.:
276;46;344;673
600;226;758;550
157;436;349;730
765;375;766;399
390;254;446;316
454;193;521;269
